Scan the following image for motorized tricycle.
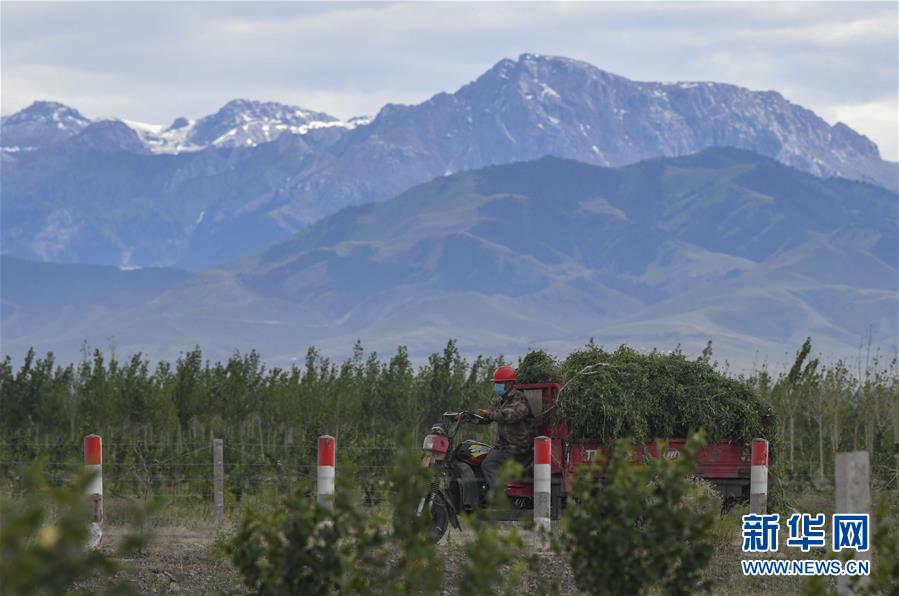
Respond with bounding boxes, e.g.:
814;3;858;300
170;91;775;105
418;383;757;541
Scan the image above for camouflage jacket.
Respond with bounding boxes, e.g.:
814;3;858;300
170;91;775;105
489;388;536;458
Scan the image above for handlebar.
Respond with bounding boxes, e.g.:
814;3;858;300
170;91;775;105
443;410;488;423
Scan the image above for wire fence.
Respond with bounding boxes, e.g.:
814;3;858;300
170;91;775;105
0;439;427;512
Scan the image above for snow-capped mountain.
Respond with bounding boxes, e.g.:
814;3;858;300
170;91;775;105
0;101;91;150
2;54;896;270
326;53;894;191
124;99;363;153
1;99;364;154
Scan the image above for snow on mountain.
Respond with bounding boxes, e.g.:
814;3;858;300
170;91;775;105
0;101;91;150
363;52;893;189
259;53;895;230
3;54;896;270
122;99;363;153
122;118;199;153
186;99;347;148
347;115;373;127
2;99;363;154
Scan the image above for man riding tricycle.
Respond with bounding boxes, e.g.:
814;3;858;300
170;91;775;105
418;366;759;540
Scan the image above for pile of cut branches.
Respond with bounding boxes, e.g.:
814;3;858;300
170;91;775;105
518;345;770;444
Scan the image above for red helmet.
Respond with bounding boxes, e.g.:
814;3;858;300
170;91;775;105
493;365;516;383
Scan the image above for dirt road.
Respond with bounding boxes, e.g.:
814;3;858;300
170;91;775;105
77;523;579;595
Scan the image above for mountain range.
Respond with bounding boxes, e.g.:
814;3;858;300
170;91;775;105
3;148;896;368
1;98;366;154
3;53;896;269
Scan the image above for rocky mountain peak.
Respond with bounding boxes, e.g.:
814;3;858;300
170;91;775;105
1;100;91;149
12;100;89;123
184;99;346;149
167;116;191;131
384;54;895;188
830;122;881;160
68;120;149;154
2;54;896;272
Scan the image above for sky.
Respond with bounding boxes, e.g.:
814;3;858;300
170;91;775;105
2;1;897;160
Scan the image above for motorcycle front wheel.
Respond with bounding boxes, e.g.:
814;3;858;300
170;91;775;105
417;493;449;542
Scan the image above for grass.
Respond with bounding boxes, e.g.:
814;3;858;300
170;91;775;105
4;481;895;595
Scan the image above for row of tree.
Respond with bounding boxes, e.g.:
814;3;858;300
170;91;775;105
1;338;896;497
751;338;898;486
0;341;499;498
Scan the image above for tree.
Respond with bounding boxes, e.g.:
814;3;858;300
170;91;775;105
780;338;819;476
558;433;717;595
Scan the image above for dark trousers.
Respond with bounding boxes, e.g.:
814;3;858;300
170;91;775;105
482;448;513;494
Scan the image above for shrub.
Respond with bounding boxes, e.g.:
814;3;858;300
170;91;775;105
229;448;442;595
457;459;547;595
802;497;899;596
0;465;139;594
558;433;717;596
458;516;532;596
229;487;347;594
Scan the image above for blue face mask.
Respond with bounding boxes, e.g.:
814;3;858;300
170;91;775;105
494;383;506;396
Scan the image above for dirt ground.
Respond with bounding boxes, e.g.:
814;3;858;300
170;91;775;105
76;520;814;595
76;527;243;595
76;523;579;595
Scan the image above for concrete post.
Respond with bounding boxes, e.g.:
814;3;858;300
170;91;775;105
835;451;870;595
534;436;551;547
317;435;336;508
213;438;224;526
750;438;768;514
84;434;103;548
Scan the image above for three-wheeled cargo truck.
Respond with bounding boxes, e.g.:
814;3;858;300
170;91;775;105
419;382;763;540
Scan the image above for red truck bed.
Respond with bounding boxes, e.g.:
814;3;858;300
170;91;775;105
508;383;753;503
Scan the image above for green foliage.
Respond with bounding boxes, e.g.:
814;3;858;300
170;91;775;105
867;498;899;595
0;465;141;594
802;497;899;596
230;500;325;592
2;336;896;499
229;486;347;594
371;446;443;595
763;337;898;485
227;450;550;595
454;458;543;595
549;344;771;444
0;341;498;505
558;433;717;596
517;350;562;384
458;517;533;596
229;446;443;595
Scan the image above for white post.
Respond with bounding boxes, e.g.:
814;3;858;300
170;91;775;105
534;435;551;547
84;434;103;548
213;438;224;526
750;438;768;514
835;451;870;595
317;435;335;508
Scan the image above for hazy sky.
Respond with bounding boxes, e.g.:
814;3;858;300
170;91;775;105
2;1;897;160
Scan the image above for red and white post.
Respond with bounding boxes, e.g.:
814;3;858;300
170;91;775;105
317;435;336;508
534;436;552;546
750;438;768;514
84;434;103;548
